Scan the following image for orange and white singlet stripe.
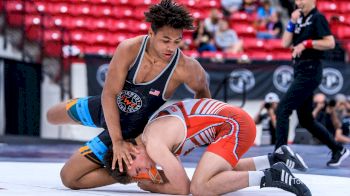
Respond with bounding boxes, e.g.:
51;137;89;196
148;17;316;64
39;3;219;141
148;98;256;167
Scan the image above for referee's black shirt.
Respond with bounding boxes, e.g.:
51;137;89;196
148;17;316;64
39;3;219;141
292;8;332;60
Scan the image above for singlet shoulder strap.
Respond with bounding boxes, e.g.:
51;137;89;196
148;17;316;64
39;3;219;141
125;35;149;82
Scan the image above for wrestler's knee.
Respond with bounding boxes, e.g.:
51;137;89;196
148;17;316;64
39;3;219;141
46;106;59;124
60;167;80;190
190;179;209;196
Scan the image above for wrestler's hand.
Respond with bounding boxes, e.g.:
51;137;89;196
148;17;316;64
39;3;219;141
112;140;139;172
137;181;156;192
291;9;301;23
292;43;305;58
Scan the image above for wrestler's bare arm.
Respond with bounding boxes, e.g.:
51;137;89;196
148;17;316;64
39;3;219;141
101;37;142;171
181;56;211;99
140;133;190;194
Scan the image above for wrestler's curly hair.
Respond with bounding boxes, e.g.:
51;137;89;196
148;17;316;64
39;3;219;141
104;139;137;184
144;0;194;33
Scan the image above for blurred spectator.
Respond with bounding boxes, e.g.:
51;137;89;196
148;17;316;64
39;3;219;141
240;0;259;14
255;0;276;30
335;93;348;119
313;93;350;144
204;8;221;35
215;19;243;53
340;96;350;143
256;12;283;39
254;92;280;145
312;93;337;137
257;0;276;21
193;20;217;53
221;0;243;18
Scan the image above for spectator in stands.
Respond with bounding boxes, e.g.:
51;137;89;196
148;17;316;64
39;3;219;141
256;12;283;39
339;96;350;144
215;19;243;53
312;93;337;140
240;0;259;14
313;93;350;144
221;0;243;18
335;93;348;120
193;20;217;53
257;0;276;21
254;92;280;145
255;0;276;31
204;8;221;35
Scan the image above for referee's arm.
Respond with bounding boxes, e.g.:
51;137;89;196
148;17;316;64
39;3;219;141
281;9;302;48
281;29;294;48
311;35;335;50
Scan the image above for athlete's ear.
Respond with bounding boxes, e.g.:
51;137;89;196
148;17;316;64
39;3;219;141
148;28;153;37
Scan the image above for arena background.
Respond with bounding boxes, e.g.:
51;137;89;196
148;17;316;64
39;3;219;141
0;1;350;195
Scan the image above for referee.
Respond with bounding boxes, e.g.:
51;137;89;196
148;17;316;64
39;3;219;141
275;0;349;167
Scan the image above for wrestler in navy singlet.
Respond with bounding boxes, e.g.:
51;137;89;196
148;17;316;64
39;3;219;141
67;36;180;164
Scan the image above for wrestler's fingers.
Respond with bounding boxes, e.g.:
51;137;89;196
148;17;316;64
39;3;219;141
117;156;124;172
125;153;134;165
121;153;132;169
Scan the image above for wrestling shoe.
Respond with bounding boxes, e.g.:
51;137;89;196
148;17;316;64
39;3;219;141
261;162;312;196
327;147;350;167
269;145;308;171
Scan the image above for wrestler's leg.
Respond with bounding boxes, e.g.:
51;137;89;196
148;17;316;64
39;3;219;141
190;152;252;195
47;96;101;127
47;101;77;125
60;150;117;189
61;130;114;189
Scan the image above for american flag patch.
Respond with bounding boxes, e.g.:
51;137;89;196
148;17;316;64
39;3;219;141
149;89;160;96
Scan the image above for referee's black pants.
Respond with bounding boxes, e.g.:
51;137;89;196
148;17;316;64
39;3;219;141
275;60;343;152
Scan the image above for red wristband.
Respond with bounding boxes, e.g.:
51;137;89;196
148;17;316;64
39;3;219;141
303;39;313;48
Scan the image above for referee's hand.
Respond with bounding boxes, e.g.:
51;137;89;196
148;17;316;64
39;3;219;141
292;43;306;58
291;9;302;23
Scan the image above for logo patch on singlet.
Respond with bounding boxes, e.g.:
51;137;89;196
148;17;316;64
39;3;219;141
117;90;142;113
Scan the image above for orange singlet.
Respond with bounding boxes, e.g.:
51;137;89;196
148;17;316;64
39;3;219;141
148;98;256;167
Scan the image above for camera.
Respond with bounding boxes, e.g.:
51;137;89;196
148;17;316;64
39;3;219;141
264;102;272;109
326;99;336;107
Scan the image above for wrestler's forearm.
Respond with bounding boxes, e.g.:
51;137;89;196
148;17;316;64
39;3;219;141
101;92;123;142
141;182;190;195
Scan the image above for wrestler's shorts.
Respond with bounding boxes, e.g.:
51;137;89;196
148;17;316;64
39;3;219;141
65;95;111;166
206;106;256;168
66;96;103;128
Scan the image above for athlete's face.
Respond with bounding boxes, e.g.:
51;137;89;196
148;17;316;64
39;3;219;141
295;0;315;13
127;146;155;178
149;26;183;61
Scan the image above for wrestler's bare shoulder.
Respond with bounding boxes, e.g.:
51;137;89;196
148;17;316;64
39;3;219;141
176;51;203;74
117;35;145;53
